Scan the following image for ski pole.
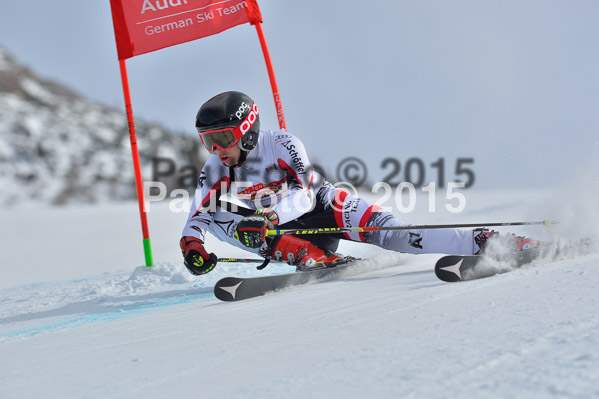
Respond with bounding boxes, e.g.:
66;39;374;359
265;220;558;237
218;257;273;270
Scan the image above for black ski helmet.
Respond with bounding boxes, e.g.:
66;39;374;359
196;91;260;152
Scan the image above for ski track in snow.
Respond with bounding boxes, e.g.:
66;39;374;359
0;253;407;339
0;250;599;398
1;252;599;398
0;241;589;340
2;191;599;398
0;262;289;339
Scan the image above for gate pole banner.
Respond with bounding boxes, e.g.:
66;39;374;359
110;0;263;60
109;0;285;266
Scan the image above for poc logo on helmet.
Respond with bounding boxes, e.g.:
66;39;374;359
235;102;251;119
240;102;258;134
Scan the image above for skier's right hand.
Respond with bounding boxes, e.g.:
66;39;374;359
179;236;218;275
235;208;279;248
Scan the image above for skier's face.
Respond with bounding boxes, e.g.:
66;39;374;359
214;144;241;167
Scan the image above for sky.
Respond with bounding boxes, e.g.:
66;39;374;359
1;0;598;190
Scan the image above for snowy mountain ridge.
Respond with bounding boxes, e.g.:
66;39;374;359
0;45;205;206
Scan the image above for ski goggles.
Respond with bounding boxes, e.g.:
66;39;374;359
198;127;243;152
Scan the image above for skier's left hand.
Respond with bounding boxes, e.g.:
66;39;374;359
235;208;279;248
179;236;218;275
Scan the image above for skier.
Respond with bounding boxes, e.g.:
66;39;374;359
180;91;516;275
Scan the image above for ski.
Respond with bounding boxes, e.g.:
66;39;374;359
435;236;597;283
434;247;543;282
214;259;360;302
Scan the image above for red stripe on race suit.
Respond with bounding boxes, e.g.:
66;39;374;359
332;189;352;240
358;204;382;242
277;158;310;189
193;176;231;217
237;176;287;199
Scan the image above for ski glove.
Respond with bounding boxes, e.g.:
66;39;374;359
235;208;279;249
180;236;218;275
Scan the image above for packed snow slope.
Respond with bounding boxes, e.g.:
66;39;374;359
1;188;599;398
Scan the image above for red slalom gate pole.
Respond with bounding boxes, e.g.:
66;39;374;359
118;59;154;266
254;22;286;130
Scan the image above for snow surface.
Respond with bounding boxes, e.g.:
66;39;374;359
1;188;599;398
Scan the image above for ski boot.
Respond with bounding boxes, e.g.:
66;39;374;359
474;228;546;255
271;235;354;272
